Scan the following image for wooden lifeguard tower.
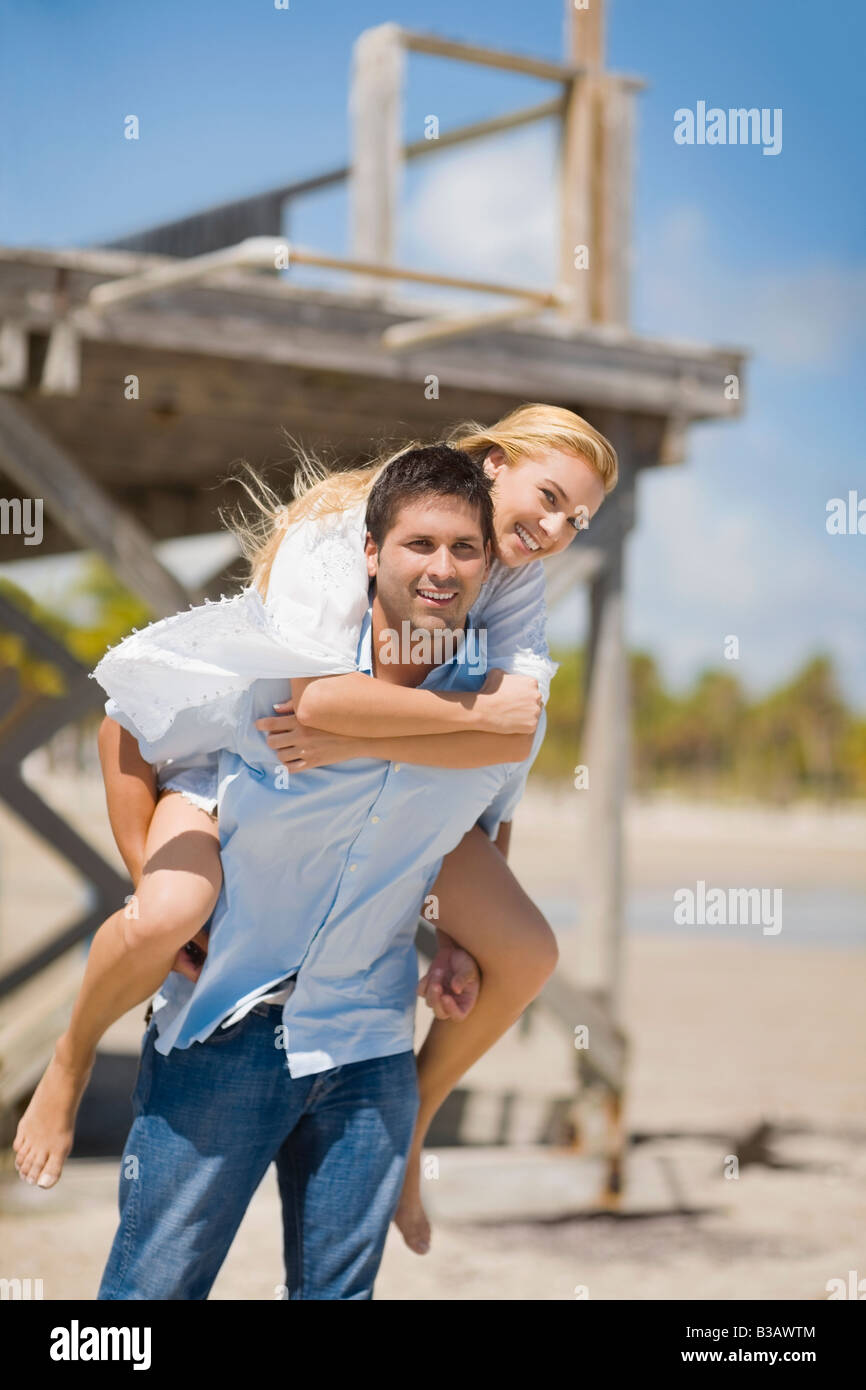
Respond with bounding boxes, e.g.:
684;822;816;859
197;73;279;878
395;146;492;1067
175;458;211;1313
0;3;744;1201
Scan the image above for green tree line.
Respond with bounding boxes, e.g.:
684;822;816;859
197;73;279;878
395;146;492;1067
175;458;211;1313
2;561;864;804
534;646;866;803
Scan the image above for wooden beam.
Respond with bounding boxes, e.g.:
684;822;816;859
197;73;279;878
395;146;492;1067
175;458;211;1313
577;413;635;1023
0;247;745;385
87;240;564;314
350;23;404;287
560;5;640;327
0;772;127;998
286;246;559;301
580;540;628;1016
382;297;556;352
540;965;628;1094
0;954;88;1111
405;97;565;160
565;0;605;71
0;254;747;422
87;238;278;311
594;77;635;326
402;28;579;84
0;394;192;616
0;595;129;1002
18;303;743;420
560;91;589;326
40;318;81;395
558;0;605;325
557;84;595;323
0;321;28;389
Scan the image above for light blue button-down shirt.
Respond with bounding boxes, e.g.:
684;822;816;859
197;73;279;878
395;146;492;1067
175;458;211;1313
148;606;544;1077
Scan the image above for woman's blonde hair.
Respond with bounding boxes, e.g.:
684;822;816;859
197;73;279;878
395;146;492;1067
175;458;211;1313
224;403;618;598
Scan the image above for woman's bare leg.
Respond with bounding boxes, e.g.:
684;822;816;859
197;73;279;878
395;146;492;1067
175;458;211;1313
97;716;158;884
13;791;222;1190
394;826;558;1252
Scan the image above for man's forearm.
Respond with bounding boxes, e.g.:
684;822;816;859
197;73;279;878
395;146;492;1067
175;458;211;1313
97;717;158;882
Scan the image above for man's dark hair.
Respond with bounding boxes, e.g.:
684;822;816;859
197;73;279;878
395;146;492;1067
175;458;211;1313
365;444;495;550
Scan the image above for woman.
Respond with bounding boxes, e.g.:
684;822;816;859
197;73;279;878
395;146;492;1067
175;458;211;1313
13;403;617;1256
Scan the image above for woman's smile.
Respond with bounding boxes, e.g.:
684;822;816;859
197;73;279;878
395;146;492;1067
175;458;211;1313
514;522;543;554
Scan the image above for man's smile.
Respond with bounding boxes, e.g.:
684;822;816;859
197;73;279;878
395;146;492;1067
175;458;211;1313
416;587;458;607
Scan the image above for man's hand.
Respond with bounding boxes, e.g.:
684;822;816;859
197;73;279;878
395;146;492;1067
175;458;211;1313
417;937;480;1021
255;704;363;769
171;929;209;982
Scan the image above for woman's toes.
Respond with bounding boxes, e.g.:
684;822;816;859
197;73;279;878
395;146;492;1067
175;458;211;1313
394;1202;432;1254
405;1223;431;1254
36;1164;62;1190
26;1149;50;1185
24;1151;48;1184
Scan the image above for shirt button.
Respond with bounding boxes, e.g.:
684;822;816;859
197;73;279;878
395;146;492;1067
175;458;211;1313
371;816;380;824
393;764;401;772
349;863;357;871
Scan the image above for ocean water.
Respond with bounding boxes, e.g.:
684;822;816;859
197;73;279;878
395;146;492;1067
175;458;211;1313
539;889;866;950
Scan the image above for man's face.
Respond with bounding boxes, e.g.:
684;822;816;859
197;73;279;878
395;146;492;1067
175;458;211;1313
365;495;491;636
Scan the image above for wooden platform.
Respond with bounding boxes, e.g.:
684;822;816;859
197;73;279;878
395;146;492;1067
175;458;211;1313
0;245;743;561
0;8;749;1214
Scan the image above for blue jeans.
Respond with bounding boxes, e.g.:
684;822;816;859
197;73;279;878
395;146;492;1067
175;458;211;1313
98;1004;420;1300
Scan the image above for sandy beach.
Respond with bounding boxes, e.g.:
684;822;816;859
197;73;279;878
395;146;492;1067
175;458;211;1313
1;769;864;1300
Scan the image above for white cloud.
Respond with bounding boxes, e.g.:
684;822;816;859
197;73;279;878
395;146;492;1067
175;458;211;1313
637;205;866;370
548;434;866;709
625;454;865;706
401;124;556;290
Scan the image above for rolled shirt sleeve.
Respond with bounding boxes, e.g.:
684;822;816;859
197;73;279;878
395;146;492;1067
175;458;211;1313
475;561;558;705
475;709;547;842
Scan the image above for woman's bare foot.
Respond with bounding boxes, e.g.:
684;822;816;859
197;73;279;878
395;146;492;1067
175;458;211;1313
393;1148;432;1254
12;1041;94;1189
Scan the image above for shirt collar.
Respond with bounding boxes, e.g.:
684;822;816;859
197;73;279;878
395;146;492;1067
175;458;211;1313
357;607;374;676
356;600;481;682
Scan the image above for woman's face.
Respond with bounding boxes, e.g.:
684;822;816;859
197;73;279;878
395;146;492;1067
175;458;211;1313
484;446;608;568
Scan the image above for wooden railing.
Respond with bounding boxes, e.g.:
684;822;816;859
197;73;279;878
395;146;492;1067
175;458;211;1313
99;21;643;336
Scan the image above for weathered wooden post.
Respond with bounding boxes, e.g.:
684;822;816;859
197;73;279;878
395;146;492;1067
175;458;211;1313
559;1;637;327
560;2;637;1028
593;71;638;326
578;414;636;1023
558;0;604;323
349;22;404;290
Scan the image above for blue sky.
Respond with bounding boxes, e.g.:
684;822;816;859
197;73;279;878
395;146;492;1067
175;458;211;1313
1;0;864;706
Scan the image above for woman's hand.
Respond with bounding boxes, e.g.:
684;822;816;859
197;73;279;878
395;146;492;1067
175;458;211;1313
254;706;363;770
477;669;542;736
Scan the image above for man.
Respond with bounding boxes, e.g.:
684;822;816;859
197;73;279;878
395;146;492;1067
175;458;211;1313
98;445;545;1300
